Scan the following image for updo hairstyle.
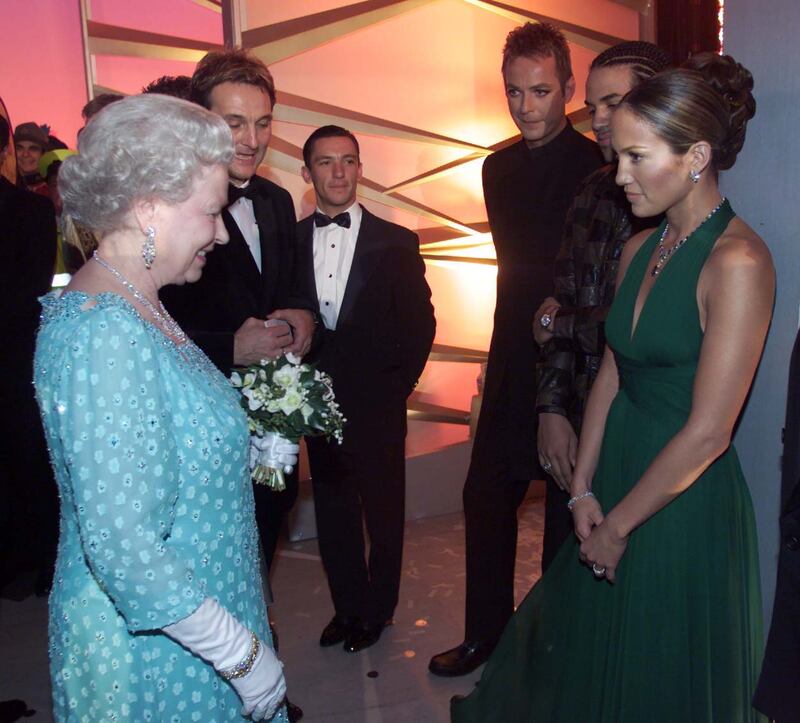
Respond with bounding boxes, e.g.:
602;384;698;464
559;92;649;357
59;94;233;234
619;52;755;171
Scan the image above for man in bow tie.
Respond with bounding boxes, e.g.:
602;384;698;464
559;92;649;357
160;50;316;585
297;126;435;654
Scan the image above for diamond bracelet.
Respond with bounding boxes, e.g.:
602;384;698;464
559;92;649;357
567;490;595;510
220;632;260;681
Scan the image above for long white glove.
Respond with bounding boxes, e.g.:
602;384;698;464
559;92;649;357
250;432;300;474
163;597;286;720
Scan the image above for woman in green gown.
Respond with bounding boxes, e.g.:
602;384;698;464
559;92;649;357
452;53;772;723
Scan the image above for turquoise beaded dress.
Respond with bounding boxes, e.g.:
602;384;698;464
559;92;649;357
34;292;288;723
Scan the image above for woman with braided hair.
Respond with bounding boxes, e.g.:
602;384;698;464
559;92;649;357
453;52;769;723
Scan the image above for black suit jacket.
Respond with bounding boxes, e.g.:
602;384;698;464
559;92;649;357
0;176;56;367
160;175;314;372
478;124;603;478
298;206;435;438
754;329;800;722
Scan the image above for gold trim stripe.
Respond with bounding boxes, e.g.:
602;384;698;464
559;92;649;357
86;20;223;61
421;254;497;266
275;91;489;153
245;0;435;65
462;0;625;53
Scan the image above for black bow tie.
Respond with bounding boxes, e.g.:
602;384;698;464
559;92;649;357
314;211;351;229
228;183;257;206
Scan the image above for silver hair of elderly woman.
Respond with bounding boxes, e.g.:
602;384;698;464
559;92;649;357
59;94;234;234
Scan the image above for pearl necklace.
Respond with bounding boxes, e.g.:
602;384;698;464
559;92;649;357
92;251;187;344
651;197;727;277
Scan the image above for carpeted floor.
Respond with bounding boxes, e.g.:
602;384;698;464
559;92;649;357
0;499;544;723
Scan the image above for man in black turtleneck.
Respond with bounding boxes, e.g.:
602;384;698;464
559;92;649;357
429;22;602;677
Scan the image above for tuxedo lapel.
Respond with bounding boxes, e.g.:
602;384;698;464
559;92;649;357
337;207;381;327
252;184;280;313
298;217;319;313
222;208;261;309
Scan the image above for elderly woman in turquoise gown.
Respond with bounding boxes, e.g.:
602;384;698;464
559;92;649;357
34;94;288;722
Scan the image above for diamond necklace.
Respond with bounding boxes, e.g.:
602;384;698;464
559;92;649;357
92;251;187;344
651;197;727;277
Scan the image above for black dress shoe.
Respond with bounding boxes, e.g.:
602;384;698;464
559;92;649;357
343;619;391;653
428;639;497;677
286;698;303;722
319;615;359;647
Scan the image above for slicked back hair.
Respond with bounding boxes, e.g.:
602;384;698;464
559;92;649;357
191;49;276;110
302;125;360;168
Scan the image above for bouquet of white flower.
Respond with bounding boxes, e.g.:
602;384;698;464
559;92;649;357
230;353;346;490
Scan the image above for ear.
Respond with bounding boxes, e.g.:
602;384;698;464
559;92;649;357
687;140;712;176
356;162;363;183
563;75;576;104
301;166;312;184
131;197;157;234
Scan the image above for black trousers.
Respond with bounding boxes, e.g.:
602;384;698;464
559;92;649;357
463;406;572;643
253;467;299;575
0;370;59;591
753;507;800;723
307;404;406;626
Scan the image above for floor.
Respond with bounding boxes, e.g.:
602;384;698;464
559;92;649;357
0;500;544;723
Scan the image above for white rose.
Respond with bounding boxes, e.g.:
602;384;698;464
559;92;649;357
279;389;304;415
242;387;263;411
272;365;300;389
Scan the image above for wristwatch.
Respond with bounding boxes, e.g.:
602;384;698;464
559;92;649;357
539;312;553;329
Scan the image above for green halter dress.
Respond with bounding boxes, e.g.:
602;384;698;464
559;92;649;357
452;199;765;723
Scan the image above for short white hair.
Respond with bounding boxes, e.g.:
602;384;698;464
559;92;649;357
60;94;233;232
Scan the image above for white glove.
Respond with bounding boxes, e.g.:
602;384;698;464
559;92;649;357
163;597;286;720
250;432;300;474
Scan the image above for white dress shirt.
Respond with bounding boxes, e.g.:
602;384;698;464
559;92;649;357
313;201;362;330
228;181;262;272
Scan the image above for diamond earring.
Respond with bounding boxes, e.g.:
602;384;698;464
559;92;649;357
142;226;156;269
689;168;701;184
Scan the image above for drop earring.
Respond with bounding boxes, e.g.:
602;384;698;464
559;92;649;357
142;226;156;269
689;168;701;184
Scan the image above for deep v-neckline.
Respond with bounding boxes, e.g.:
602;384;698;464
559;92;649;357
626;199;734;343
628;225;667;342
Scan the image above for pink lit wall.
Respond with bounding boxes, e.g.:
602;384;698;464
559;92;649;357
0;0;86;148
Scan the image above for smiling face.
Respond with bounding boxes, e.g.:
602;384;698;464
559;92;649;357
301;135;362;216
612;106;693;218
16;140;43;175
585;65;635;162
208;82;272;185
504;54;574;149
151;163;230;286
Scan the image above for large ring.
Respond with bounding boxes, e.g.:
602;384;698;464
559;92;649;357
541;461;553;473
539;313;553;329
592;563;606;577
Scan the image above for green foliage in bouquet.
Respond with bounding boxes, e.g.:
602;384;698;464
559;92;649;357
230;354;345;445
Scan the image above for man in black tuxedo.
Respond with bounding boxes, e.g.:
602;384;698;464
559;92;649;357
298;126;435;653
0;114;58;595
429;22;603;677
160;50;316;575
753;330;800;723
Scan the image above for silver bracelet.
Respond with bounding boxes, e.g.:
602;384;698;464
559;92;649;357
220;632;260;681
567;490;595;510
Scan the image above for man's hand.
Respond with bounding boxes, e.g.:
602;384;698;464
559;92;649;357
537;412;577;492
268;308;315;357
233;317;292;366
533;296;560;346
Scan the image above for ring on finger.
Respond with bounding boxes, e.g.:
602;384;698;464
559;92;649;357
592;563;606;577
541;461;553;473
